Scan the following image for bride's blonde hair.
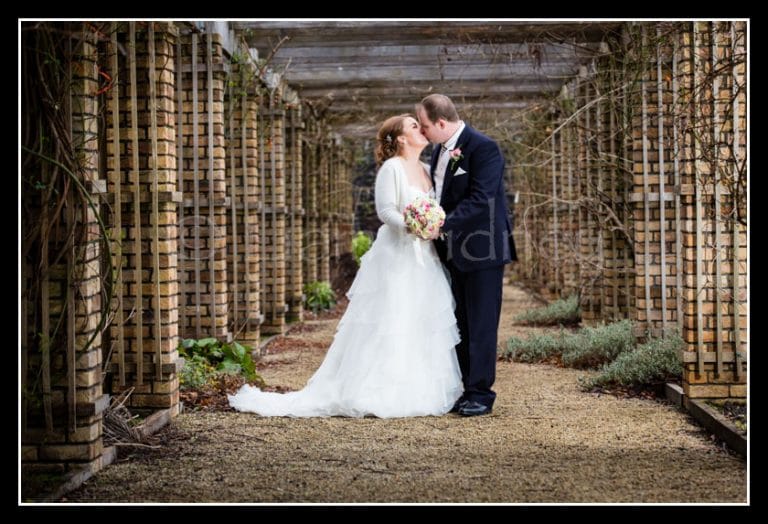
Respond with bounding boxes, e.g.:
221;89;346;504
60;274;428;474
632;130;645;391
375;114;412;166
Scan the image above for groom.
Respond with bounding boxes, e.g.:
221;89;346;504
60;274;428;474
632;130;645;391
417;94;517;417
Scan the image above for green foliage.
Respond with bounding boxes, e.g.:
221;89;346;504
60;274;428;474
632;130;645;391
179;353;214;389
560;319;635;369
502;333;562;363
230;50;247;64
514;295;581;326
502;320;634;369
351;231;373;266
304;281;336;311
503;321;683;391
580;331;684;390
178;338;260;389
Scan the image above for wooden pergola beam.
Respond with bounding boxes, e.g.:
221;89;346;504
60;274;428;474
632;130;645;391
298;78;564;95
262;42;603;64
279;62;587;83
325;99;537;113
237;21;622;47
235;21;619;138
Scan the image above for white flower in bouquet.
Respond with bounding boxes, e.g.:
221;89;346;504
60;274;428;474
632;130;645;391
403;195;445;240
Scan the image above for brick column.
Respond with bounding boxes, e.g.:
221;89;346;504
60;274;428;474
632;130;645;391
285;106;305;321
302;117;319;287
627;24;677;338
318;133;332;283
577;79;604;324
560;123;582;298
106;22;181;414
22;22;109;473
178;27;229;341
338;148;355;259
225;60;262;346
329;137;341;270
678;22;747;399
258;96;287;334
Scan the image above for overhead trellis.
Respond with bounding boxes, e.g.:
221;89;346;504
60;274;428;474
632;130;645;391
237;21;621;137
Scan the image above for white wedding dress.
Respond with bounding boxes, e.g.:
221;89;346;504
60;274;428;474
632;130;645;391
228;157;463;418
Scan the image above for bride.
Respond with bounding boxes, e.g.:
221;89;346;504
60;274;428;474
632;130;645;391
228;114;463;418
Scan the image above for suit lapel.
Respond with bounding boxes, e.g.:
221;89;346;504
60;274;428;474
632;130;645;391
440;125;472;205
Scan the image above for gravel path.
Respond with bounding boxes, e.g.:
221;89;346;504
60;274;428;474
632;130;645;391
68;281;747;503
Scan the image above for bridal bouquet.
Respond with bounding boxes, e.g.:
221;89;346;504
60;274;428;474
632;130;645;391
403;195;445;240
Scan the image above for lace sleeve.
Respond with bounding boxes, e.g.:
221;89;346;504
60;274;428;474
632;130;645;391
375;160;406;230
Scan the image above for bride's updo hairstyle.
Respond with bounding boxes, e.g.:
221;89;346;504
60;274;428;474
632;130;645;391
375;114;412;166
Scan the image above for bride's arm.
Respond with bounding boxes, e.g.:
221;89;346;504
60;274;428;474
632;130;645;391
375;161;406;230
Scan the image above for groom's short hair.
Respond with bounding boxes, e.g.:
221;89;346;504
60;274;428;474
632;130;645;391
419;94;460;124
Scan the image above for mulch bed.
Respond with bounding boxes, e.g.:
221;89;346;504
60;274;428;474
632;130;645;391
722;401;747;431
286;323;322;335
261;336;327;356
709;400;747;434
180;374;294;412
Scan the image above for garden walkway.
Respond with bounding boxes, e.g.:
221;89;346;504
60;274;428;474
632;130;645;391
69;282;747;503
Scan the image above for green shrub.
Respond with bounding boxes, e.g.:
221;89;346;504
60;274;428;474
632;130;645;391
501;319;634;369
178;337;260;389
580;331;684;390
304;281;336;311
561;319;635;369
502;333;562;363
180;353;215;389
515;295;581;326
503;319;684;391
351;231;373;266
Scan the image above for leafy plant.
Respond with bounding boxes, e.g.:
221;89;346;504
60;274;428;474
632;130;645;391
560;319;635;369
579;331;684;390
178;338;260;389
514;295;581;326
179;353;215;389
304;281;336;311
504;321;683;391
502;333;562;363
502;320;634;369
351;231;373;266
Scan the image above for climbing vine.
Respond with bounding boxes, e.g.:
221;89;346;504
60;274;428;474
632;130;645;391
21;22;117;425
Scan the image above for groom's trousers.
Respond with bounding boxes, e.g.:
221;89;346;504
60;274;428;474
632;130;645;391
449;264;505;409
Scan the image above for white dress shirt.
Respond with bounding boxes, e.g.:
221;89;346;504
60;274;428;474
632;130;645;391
434;121;466;201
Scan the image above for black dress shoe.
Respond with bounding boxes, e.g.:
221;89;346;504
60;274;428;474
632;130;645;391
458;400;492;417
450;398;468;413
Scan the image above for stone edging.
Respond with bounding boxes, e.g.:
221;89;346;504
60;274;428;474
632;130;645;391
665;383;746;459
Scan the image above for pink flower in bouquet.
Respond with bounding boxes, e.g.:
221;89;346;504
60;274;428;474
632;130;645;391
403;195;446;240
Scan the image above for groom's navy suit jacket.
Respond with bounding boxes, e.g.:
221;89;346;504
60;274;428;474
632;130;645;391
431;124;517;272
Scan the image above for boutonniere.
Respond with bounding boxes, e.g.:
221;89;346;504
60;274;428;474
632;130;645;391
448;145;464;170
